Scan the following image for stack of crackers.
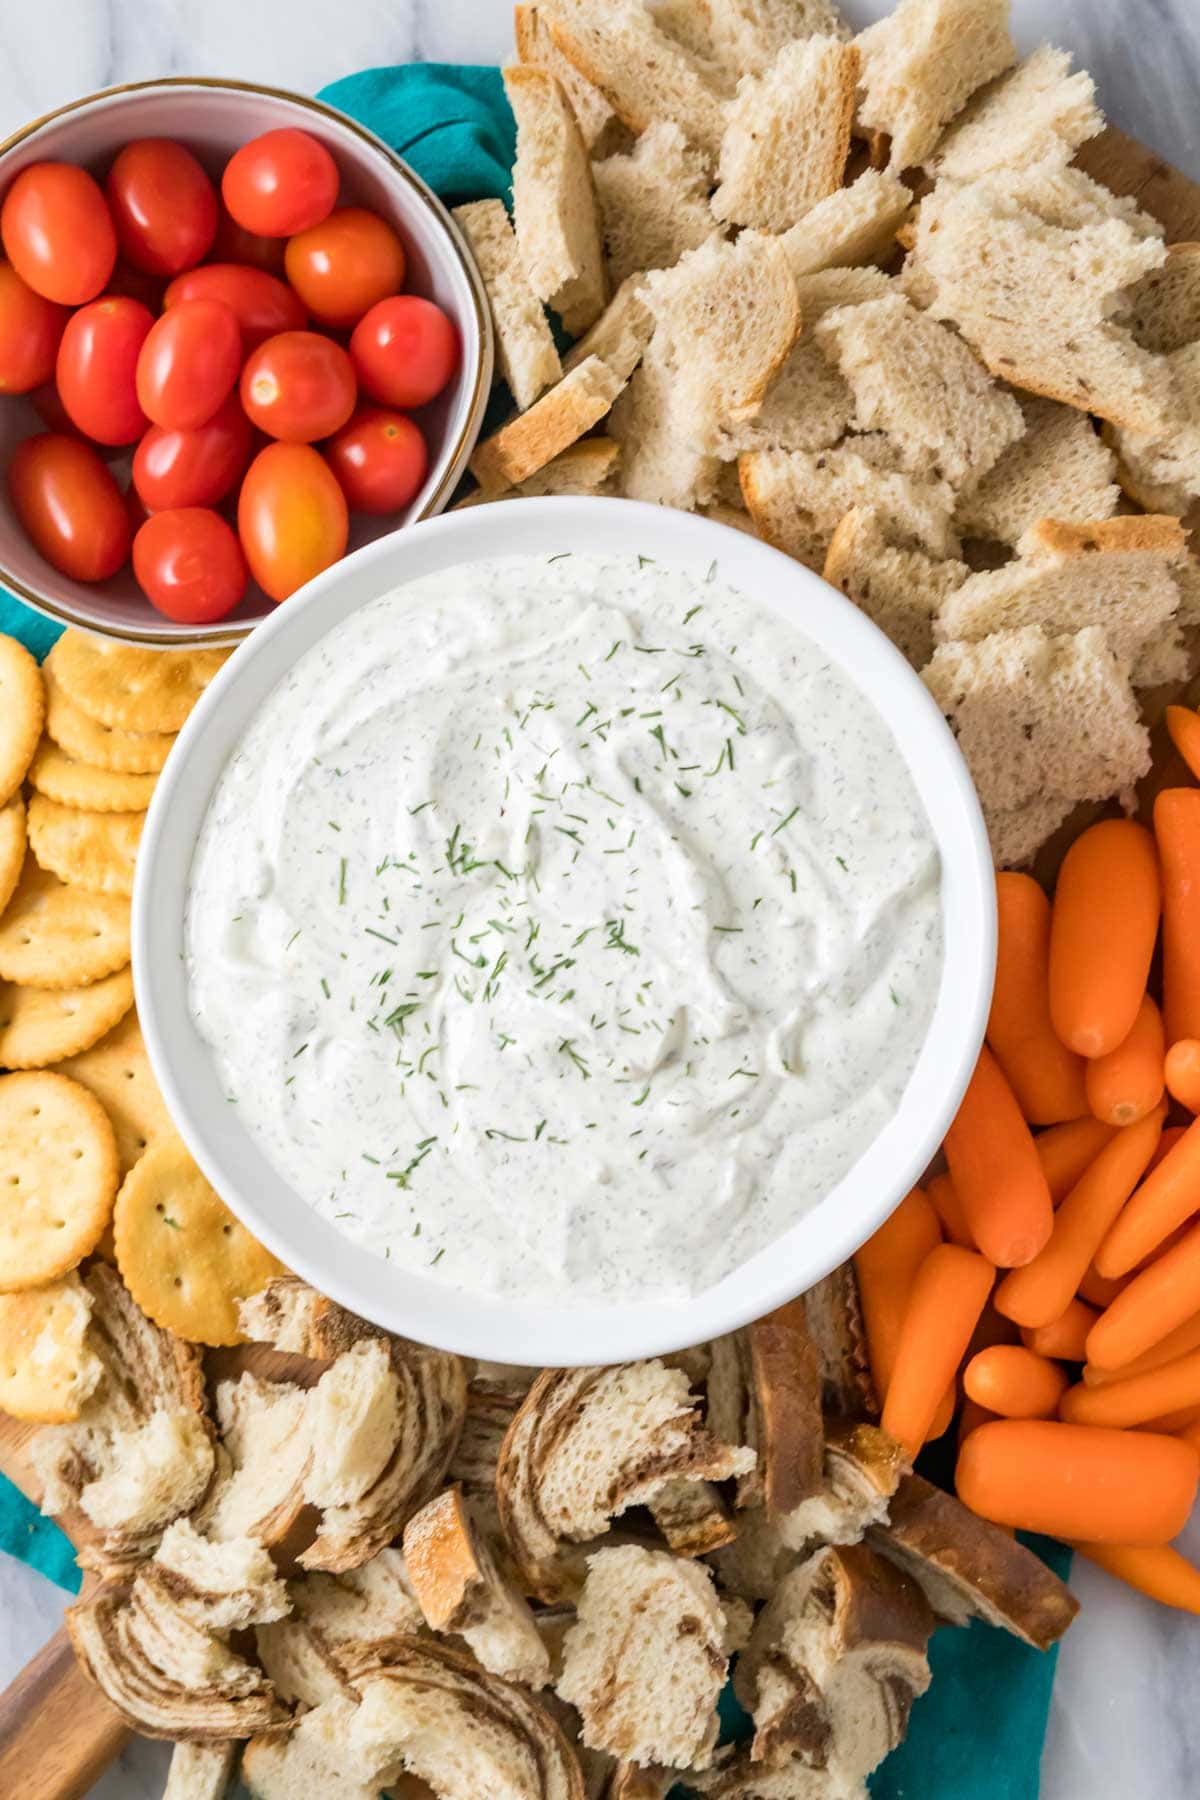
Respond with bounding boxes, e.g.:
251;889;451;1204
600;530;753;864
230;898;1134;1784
0;629;283;1427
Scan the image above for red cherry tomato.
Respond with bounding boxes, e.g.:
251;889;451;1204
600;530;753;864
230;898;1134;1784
133;393;254;511
349;295;458;409
0;162;117;305
8;433;130;581
133;507;247;623
0;262;69;393
56;296;153;446
237;441;348;601
163;262;305;352
325;407;428;515
136;297;242;431
284;207;406;329
105;139;218;277
240;330;356;443
221;129;338;238
211;207;287;274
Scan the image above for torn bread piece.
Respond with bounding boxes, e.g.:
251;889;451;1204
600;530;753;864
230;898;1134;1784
545;0;728;161
794;266;894;319
707;1315;824;1516
800;1270;876;1419
253;1615;357;1711
609;339;722;510
923;625;1151;868
242;1696;378;1800
779;171;912;279
956;395;1120;547
562;274;654;383
449;1376;530;1545
193;1371;311;1546
869;1473;1078;1649
452;439;621;507
236;1274;387;1361
470;357;626;497
1122;241;1200;355
558;1546;729;1771
404;1485;550;1686
815;292;1024;491
514;3;629;157
255;1548;426;1710
453;199;561;410
505;64;608;335
825;507;969;668
1108;342;1200;515
739;440;958;573
303;1338;403;1512
723;334;855;457
708;0;851;75
647;1478;737;1558
935;515;1190;687
712;37;859;233
496;1360;755;1600
163;1741;238;1800
151;1519;289;1635
928;45;1102;181
593;124;715;290
856;0;1015;172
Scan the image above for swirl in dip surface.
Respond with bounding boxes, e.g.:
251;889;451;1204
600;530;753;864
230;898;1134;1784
186;551;944;1301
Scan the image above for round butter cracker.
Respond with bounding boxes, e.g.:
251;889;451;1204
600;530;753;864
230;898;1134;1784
28;738;157;813
0;854;131;988
113;1137;284;1346
0;1272;101;1423
44;647;176;774
0;966;134;1069
56;1006;174;1173
0;1070;119;1291
0;795;27;917
53;631;230;735
0;634;45;807
28;795;143;899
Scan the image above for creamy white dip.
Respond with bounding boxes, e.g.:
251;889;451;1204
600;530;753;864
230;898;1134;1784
186;552;943;1301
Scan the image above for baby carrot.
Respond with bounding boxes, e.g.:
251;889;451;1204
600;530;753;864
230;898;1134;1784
943;1046;1054;1268
853;1188;942;1401
1061;1347;1200;1429
1083;1307;1200;1385
1071;1540;1200;1615
1155;789;1200;1046
1078;1264;1131;1309
958;1398;996;1446
926;1171;973;1247
1165;1039;1200;1114
994;1107;1164;1329
1166;703;1200;783
1095;1113;1200;1278
880;1244;994;1457
964;1344;1069;1419
1087;1218;1200;1369
956;1419;1199;1544
1048;819;1161;1057
1085;994;1165;1127
1145;1124;1188;1176
988;873;1089;1124
1142;1404;1200;1433
1022;1297;1098;1362
1034;1116;1119;1205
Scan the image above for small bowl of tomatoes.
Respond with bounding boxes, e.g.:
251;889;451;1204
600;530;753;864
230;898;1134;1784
0;78;494;645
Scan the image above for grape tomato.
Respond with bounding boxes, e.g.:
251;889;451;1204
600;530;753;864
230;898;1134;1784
0;162;117;305
222;129;338;238
136;297;242;431
105;138;218;276
349;295;458;409
8;433;130;582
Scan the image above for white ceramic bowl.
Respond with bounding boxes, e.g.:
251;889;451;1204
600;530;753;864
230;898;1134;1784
0;78;493;647
135;498;996;1366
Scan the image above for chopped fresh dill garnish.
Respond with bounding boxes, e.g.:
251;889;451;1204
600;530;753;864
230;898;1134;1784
320;977;330;998
559;1038;591;1078
365;927;398;945
337;857;347;903
772;806;800;837
409;799;432;815
292;1043;309;1058
683;603;703;623
631;1085;650;1107
713;925;743;934
547;551;572;562
835;855;849;872
890;987;901;1007
638;554;654;567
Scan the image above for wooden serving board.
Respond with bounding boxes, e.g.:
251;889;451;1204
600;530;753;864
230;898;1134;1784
1;121;1199;1800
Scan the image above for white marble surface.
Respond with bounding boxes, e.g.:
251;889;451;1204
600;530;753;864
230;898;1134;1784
1;2;1199;1797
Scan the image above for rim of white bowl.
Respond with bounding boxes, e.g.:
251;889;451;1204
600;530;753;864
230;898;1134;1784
0;77;494;649
134;497;996;1367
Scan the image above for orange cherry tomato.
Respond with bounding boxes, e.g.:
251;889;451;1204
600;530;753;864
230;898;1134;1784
56;296;153;445
105;138;218;276
222;129;338;238
349;295;458;409
163;262;306;352
133;507;247;623
136;298;242;431
0;262;69;393
240;330;356;443
0;162;117;304
8;433;130;582
133;393;254;512
211;206;287;274
325;407;428;514
238;441;348;601
284;207;406;328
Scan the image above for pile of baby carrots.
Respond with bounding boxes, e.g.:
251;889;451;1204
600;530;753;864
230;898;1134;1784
854;705;1200;1620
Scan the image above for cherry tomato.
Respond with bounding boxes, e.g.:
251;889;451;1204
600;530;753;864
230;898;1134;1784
56;296;153;446
284;207;406;329
325;407;428;514
133;393;254;512
349;295;458;409
221;129;338;238
211;207;287;274
105;139;218;277
237;441;348;601
0;162;116;305
136;297;242;431
163;262;305;352
0;262;69;393
133;507;247;623
240;330;356;443
8;433;130;582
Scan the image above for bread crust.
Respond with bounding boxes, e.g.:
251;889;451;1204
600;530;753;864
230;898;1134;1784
470;358;625;495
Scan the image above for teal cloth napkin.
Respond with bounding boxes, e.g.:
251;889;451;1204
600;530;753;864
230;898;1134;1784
0;59;1066;1797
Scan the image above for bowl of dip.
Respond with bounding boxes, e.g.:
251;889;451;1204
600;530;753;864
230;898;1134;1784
135;497;995;1366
